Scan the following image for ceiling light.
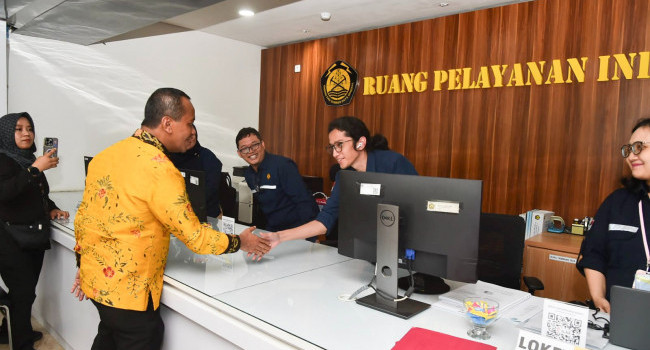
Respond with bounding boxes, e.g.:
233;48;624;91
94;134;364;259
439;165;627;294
439;2;449;6
238;9;255;17
320;12;331;21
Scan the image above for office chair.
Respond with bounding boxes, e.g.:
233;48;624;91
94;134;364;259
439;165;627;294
0;287;12;350
477;213;544;294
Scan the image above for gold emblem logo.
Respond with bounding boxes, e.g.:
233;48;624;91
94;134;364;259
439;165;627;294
320;60;359;106
266;173;271;180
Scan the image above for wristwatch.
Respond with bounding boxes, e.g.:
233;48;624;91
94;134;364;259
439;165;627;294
27;166;41;176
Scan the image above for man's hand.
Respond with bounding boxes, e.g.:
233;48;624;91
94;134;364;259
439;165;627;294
70;270;88;301
238;226;271;260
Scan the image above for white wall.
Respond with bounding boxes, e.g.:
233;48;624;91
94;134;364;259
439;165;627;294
7;30;261;191
0;20;6;115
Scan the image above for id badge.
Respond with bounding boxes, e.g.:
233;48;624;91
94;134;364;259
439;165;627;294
633;269;650;291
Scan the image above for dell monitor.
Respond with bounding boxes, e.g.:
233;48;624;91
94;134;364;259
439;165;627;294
338;171;482;318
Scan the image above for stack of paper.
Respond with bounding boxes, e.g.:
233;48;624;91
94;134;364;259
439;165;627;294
434;280;532;314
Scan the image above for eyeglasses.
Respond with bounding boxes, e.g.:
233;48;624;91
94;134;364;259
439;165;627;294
326;139;353;154
621;141;650;158
238;142;261;155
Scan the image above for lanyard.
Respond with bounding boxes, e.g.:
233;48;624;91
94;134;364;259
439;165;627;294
637;200;650;271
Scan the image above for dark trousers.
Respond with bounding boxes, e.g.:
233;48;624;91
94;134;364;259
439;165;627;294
91;296;164;350
0;228;44;350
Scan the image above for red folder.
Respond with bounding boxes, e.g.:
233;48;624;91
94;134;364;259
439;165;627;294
392;327;497;350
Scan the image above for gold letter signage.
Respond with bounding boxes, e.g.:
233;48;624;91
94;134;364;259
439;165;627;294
359;51;650;96
321;60;359;106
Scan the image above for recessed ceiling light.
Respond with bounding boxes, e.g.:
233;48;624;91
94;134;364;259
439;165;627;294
320;12;331;21
302;29;310;34
439;2;449;6
238;9;254;17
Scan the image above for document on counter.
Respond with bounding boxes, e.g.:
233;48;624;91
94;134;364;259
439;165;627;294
434;280;532;315
392;327;496;350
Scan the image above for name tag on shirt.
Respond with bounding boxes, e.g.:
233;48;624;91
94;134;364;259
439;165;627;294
608;224;638;233
260;185;277;190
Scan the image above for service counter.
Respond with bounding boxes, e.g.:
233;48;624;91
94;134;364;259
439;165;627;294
31;192;624;350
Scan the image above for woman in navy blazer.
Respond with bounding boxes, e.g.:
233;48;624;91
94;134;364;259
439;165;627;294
262;116;417;249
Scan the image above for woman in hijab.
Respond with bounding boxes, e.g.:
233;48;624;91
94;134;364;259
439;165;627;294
0;112;68;350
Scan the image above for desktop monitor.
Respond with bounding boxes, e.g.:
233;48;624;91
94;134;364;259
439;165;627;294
178;169;207;223
338;171;482;318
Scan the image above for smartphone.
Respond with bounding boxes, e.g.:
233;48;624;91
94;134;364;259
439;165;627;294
43;137;58;158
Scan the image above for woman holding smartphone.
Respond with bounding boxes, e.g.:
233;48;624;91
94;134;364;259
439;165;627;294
0;112;68;350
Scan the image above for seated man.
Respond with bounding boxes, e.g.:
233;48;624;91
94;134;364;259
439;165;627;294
169;126;223;217
236;127;319;233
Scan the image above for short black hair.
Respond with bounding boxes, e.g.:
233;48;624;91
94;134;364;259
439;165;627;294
235;127;262;148
142;88;190;128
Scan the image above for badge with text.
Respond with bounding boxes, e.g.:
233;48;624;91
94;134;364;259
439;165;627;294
320;60;359;106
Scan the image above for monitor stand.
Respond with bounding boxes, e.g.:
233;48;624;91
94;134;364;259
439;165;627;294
355;204;430;319
398;273;450;295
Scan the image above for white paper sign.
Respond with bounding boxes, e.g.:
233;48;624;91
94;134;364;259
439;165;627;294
221;216;235;235
189;175;199;186
359;183;381;196
426;200;460;214
516;329;587;350
541;299;589;348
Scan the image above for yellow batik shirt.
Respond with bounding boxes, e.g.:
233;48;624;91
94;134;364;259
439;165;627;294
74;130;240;311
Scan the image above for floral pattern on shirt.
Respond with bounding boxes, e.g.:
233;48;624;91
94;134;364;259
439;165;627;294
75;130;239;311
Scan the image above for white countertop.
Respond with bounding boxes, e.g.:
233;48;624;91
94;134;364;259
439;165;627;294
48;191;622;350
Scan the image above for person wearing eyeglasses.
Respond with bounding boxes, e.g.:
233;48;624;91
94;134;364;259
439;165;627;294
577;118;650;313
236;127;319;233
260;116;417;249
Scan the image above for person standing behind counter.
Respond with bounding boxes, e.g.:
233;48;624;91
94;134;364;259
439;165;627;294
260;116;418;249
0;112;69;350
236;127;319;233
577;117;650;313
169;125;223;217
72;88;269;350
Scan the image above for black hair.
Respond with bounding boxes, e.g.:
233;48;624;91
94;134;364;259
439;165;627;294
622;118;650;194
327;116;389;151
235;127;263;148
142;88;190;128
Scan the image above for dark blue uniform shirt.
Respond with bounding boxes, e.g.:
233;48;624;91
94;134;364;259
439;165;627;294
577;187;649;300
316;150;418;233
244;153;319;232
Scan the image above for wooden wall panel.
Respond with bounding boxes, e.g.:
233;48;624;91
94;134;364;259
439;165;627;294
258;0;650;221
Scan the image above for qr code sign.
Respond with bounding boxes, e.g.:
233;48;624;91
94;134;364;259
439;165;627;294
545;312;583;345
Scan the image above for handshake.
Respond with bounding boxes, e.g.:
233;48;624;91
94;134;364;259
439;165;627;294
237;227;280;260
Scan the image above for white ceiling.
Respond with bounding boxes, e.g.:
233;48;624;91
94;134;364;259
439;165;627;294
3;0;535;47
166;0;535;48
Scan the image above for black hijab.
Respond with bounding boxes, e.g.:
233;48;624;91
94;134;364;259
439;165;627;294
0;112;37;168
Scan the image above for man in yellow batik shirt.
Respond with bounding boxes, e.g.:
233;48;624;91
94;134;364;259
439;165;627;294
72;88;270;350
